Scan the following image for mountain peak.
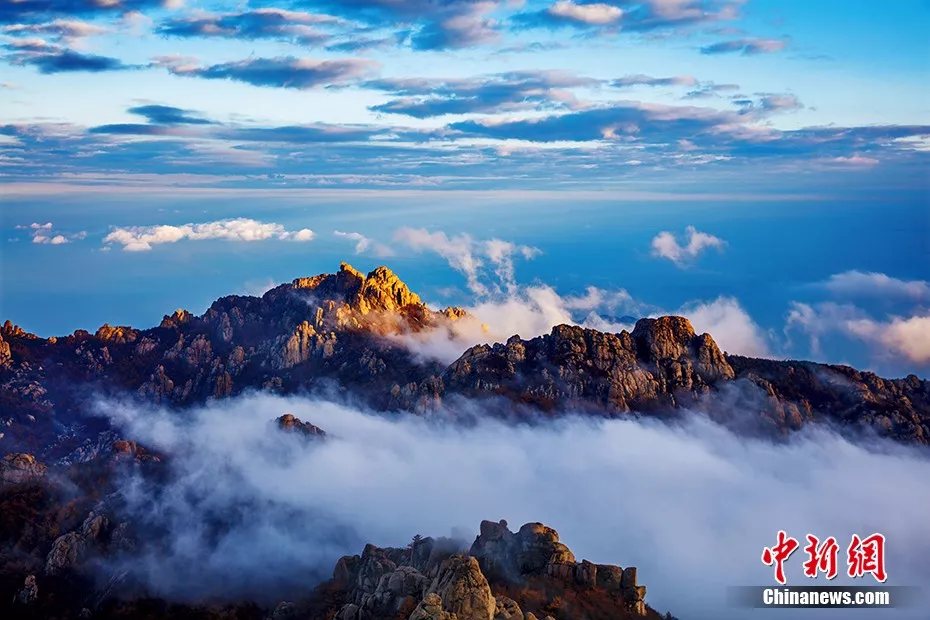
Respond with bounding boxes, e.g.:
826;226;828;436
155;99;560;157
290;262;422;315
631;316;698;360
357;264;421;313
339;261;364;279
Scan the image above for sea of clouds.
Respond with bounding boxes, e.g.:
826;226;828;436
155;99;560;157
96;394;930;619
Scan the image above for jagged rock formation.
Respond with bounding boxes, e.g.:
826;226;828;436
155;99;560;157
0;263;927;458
412;319;929;443
437;318;733;412
276;413;327;439
469;520;646;616
1;490;670;620
0;453;48;486
324;520;657;620
45;510;110;575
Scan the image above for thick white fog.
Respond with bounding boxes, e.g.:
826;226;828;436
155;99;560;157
96;394;930;619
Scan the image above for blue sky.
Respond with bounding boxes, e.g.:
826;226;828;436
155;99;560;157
1;0;928;377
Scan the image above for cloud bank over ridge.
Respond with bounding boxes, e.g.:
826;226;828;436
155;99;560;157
97;393;930;619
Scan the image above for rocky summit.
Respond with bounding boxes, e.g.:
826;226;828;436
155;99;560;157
287;518;660;620
1;262;928;460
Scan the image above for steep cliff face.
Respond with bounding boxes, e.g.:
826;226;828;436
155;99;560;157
1;263;928;457
437;318;734;413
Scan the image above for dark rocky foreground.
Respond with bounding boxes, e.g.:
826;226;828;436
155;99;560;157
327;518;659;620
1;262;927;457
0;440;671;620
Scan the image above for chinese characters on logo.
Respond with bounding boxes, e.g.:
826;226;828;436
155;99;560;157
761;532;886;584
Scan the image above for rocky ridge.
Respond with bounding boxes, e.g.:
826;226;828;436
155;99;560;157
1;263;928;456
0;263;469;455
405;319;929;443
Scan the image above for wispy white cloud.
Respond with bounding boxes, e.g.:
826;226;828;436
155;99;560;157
1;19;109;46
822;155;880;167
678;296;770;357
821;271;930;300
785;302;856;357
16;221;85;245
393;228;540;296
103;218;315;251
651;225;726;266
701;37;787;56
845;315;930;364
33;233;68;245
547;1;623;26
333;230;394;257
786;302;930;365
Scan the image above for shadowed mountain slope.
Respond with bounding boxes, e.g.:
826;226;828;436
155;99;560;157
1;263;927;458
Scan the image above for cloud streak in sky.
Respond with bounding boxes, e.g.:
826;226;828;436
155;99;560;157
822;271;930;301
102;218;315;251
845;314;930;365
2;39;138;74
611;74;699;88
786;302;930;367
544;1;624;26
333;230;394;257
514;0;744;33
0;0;167;25
1;19;108;43
366;70;598;118
156;9;342;46
156;55;380;89
701;37;787;55
126;104;214;126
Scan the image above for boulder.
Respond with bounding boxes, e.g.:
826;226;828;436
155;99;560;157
516;523;575;575
428;555;495;620
408;593;454;620
493;595;522;619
